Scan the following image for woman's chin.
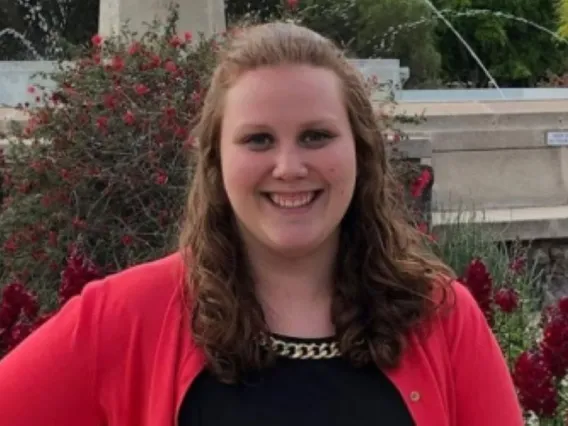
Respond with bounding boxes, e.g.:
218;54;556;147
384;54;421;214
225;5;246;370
263;232;329;258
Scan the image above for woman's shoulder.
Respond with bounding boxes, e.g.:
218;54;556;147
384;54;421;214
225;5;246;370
426;278;492;353
92;252;186;298
79;252;188;329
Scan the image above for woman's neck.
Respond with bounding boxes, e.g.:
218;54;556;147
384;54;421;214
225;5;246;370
241;231;339;338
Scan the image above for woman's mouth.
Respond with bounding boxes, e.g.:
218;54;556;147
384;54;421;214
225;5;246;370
264;190;322;209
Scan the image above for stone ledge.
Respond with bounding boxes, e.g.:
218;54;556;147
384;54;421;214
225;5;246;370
432;205;568;241
396;99;568;132
0;108;28;136
395;99;568;117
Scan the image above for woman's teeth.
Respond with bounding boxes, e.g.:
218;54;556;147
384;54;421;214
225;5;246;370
269;191;316;208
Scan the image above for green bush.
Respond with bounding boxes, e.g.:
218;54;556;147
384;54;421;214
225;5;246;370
0;8;217;328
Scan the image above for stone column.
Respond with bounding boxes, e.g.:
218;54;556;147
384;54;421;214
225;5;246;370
98;0;226;39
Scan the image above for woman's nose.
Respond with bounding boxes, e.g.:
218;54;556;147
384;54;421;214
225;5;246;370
271;145;309;180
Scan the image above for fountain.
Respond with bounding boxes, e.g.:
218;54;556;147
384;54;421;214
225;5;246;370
0;29;44;60
377;5;568;102
380;8;568;53
419;0;504;97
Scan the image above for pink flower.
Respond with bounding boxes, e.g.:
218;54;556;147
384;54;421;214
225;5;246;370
135;84;150;95
169;35;183;48
410;168;432;198
91;34;103;47
164;60;177;73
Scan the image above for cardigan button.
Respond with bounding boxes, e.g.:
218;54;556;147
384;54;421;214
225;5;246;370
410;391;421;402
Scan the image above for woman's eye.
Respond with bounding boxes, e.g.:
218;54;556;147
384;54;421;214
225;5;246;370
301;130;333;147
245;133;273;150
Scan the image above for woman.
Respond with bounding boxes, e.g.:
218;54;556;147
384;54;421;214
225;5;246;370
0;22;522;425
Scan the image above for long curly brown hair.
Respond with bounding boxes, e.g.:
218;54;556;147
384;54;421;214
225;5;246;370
179;22;455;383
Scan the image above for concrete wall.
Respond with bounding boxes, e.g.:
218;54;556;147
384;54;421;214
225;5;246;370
99;0;226;40
394;100;568;240
0;59;409;107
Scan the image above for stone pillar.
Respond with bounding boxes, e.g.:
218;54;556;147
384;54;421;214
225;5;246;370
98;0;226;40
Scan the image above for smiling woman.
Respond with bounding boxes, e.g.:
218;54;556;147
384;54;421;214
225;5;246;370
0;21;523;426
220;64;356;263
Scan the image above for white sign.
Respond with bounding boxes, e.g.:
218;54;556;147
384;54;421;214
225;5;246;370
546;131;568;146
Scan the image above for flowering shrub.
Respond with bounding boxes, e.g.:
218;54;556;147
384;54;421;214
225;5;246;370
462;256;568;424
430;217;568;424
0;7;219;356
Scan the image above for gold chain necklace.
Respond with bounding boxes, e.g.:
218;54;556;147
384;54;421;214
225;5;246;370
261;334;342;360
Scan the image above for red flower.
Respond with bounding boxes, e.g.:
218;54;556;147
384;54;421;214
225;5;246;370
91;34;103;47
509;257;526;274
410;168;432;198
149;54;161;68
123;111;135;125
494;288;519;313
121;235;133;246
287;0;299;9
0;302;20;329
513;349;558;417
416;222;428;234
21;292;39;321
184;31;192;42
2;282;26;306
59;247;101;305
541;310;568;378
128;42;141;55
103;94;118;109
111;56;125;72
154;170;168;185
462;258;493;324
5;321;33;350
135;84;150;95
96;116;109;130
174;126;188;139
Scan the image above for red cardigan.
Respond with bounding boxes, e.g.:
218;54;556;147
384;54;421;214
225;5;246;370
0;253;523;425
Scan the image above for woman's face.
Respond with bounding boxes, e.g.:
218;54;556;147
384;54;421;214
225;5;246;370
219;64;357;257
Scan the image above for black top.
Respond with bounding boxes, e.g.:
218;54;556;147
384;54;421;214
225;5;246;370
178;335;415;426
